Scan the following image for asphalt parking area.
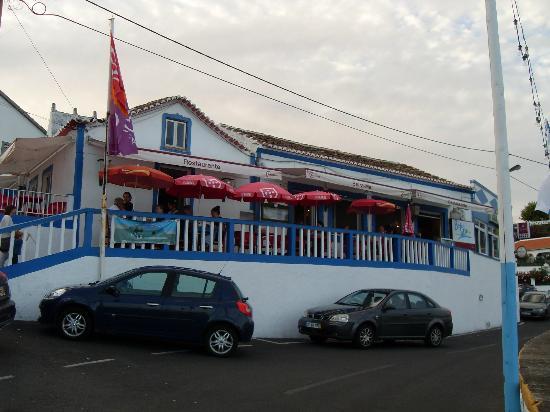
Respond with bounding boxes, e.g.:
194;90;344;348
1;320;549;412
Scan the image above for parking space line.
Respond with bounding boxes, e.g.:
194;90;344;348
255;338;304;345
284;364;394;395
151;350;191;356
446;343;497;354
63;359;115;368
0;375;15;381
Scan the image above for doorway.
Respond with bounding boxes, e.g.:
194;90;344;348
156;165;192;211
416;212;442;240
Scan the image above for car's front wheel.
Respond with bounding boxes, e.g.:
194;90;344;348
58;307;92;340
353;324;375;349
425;325;444;347
206;326;238;357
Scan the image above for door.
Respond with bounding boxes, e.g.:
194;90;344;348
97;270;170;336
378;292;411;337
162;273;219;341
406;293;433;337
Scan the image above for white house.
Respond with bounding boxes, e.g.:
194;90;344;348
0;89;46;148
0;95;503;338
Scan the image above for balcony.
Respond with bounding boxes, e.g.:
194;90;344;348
0;188;73;217
1;209;470;275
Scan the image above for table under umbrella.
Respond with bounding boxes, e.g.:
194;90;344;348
232;182;293;203
291;190;341;206
167;174;235;199
99;165;174;190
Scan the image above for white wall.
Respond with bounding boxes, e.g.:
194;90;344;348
10;252;501;338
0;95;46;142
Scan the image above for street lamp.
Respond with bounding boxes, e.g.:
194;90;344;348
509;164;521;173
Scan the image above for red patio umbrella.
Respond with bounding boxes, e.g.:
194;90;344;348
232;182;293;203
348;199;397;215
291;190;342;206
99;165;174;190
166;174;235;199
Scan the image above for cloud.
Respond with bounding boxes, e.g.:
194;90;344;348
0;0;549;218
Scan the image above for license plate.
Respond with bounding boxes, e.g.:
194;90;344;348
0;287;5;297
306;321;321;329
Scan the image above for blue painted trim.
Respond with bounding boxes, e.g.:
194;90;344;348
3;247;99;279
0;209;95;235
72;124;85;210
104;248;469;276
83;211;94;247
500;261;520;410
257;148;473;194
160;113;192;154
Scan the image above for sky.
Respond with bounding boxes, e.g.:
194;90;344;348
0;0;549;220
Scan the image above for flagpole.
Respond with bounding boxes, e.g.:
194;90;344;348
99;17;114;281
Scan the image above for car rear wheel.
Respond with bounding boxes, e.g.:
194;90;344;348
309;336;327;344
426;325;444;347
206;326;238;357
353;324;375;349
58;307;92;340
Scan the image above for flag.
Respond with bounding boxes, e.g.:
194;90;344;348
107;33;138;156
403;204;414;236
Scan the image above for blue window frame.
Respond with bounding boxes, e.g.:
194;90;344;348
161;113;192;153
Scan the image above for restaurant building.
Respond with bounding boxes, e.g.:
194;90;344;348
0;95;502;337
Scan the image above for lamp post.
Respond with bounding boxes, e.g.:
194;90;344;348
484;1;520;411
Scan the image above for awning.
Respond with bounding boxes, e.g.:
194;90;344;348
283;168;412;200
126;148;282;180
411;190;493;212
0;136;73;176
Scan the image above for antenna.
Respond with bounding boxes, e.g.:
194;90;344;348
217;261;229;276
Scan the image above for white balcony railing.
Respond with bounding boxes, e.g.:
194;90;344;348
0;188;73;217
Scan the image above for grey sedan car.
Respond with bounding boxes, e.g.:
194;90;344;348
520;292;550;319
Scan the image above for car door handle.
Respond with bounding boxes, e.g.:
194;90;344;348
146;302;160;307
199;305;213;309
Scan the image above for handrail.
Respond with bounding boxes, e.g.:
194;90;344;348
0;208;96;235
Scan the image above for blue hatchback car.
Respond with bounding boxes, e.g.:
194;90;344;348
39;266;254;357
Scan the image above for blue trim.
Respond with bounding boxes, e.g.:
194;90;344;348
500;261;520;410
104;248;469;276
0;209;95;235
257;148;474;194
160;113;192;153
72;124;85;210
3;247;99;279
471;179;498;199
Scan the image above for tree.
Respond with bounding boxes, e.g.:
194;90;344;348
520;201;549;222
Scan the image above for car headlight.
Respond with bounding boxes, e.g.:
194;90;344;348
45;288;67;299
330;313;349;323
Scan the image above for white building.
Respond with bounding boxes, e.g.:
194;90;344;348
0;89;46;148
0;95;503;337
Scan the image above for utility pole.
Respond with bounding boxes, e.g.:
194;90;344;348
0;0;4;29
484;1;520;411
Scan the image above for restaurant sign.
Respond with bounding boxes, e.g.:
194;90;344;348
114;217;177;245
451;219;475;245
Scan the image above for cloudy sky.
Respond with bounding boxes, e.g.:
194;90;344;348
1;0;549;219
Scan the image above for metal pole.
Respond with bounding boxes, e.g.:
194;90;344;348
484;1;520;411
99;17;114;281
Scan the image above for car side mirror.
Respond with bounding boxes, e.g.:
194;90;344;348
105;285;120;297
383;305;395;312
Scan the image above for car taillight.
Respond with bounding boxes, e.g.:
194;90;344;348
236;300;252;317
0;272;7;283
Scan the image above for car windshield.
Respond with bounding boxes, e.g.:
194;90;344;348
521;293;546;303
336;291;388;307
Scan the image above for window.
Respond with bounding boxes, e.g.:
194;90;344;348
336;290;369;306
364;291;389;308
115;271;168;296
488;227;499;258
385;293;408;310
163;116;191;152
475;221;488;255
28;176;38;192
408;293;429;309
172;274;217;299
41;166;53;194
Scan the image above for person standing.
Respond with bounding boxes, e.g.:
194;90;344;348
0;205;17;267
122;192;134;211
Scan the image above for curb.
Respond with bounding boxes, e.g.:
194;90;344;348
520;342;541;412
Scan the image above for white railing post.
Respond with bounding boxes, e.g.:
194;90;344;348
313;229;318;258
273;227;278;256
175;220;181;251
217;222;223;252
6;231;15;266
249;225;254;254
72;215;78;249
281;227;286;256
209;221;214;252
306;229;311;258
109;215;115;248
200;221;206;252
35;225;41;259
257;225;262;255
299;228;304;257
320;230;325;258
48;221;54;254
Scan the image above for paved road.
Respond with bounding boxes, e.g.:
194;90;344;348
1;320;549;412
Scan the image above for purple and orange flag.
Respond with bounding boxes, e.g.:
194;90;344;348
107;34;138;156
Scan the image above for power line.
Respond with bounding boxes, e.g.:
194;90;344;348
81;0;500;154
20;6;495;170
511;175;538;191
8;5;72;107
17;1;545;170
